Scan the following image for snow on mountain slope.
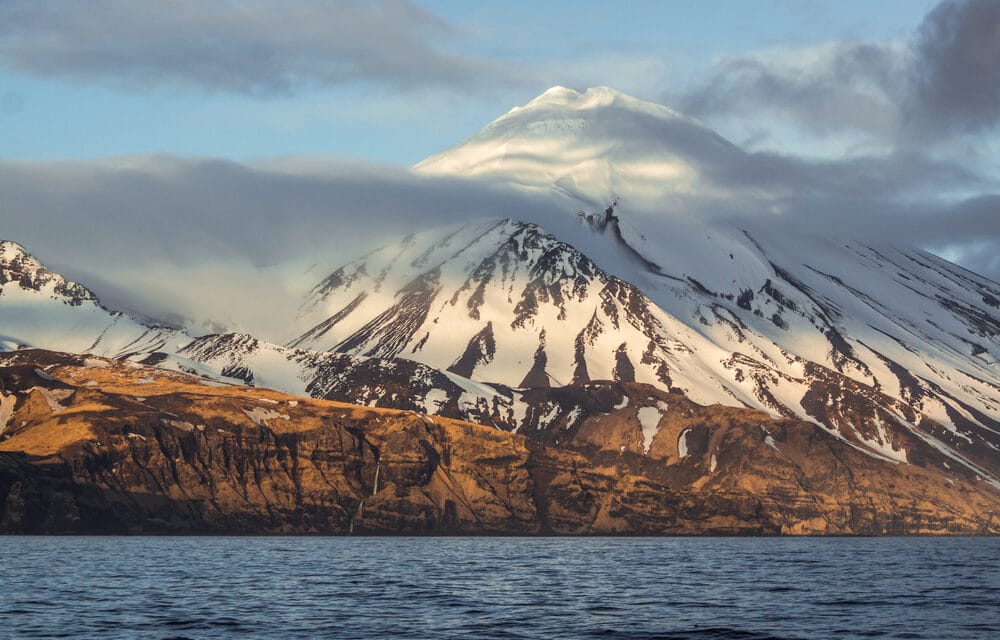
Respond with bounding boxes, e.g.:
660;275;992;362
0;240;599;436
0;240;527;425
412;86;1000;480
285;218;745;402
0;240;187;357
175;332;524;424
2;86;997;489
285;214;999;483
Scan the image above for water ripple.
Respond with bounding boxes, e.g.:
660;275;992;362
0;537;997;639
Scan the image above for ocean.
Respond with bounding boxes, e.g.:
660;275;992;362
2;536;997;639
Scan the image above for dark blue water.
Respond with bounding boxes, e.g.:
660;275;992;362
1;537;997;640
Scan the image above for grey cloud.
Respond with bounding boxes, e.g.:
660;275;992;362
1;149;997;320
0;156;582;332
680;0;1000;143
676;144;999;269
0;157;565;268
679;42;906;141
909;0;1000;134
712;149;986;199
0;0;507;94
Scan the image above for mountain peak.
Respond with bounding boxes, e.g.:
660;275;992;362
512;86;681;120
523;85;624;109
0;239;35;265
0;238;97;305
415;86;721;208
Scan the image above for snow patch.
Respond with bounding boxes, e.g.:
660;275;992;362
31;387;72;412
422;388;449;414
163;419;198;432
243;407;290;426
563;407;582;430
537;403;561;430
760;426;781;453
856;416;908;464
677;428;691;458
637;406;663;454
0;392;16;435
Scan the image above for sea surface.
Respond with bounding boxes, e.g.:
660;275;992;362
1;536;997;640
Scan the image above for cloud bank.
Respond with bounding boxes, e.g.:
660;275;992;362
1;143;996;335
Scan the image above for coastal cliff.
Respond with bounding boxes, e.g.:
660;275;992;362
1;350;996;535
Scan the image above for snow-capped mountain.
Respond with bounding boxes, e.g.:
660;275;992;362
282;215;997;480
1;86;998;493
283;86;1000;484
0;240;545;433
287;218;730;392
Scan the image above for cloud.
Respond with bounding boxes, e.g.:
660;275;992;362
0;0;510;94
908;0;1000;135
0;155;579;333
679;0;1000;145
1;142;997;338
678;42;907;142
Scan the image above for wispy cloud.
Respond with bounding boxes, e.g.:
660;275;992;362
0;0;513;95
678;41;908;143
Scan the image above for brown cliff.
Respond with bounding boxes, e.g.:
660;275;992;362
1;350;997;534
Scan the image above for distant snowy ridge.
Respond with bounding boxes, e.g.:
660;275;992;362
0;239;186;357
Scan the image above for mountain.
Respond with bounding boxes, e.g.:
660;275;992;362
289;81;1000;479
409;87;1000;480
0;86;998;533
286;218;727;392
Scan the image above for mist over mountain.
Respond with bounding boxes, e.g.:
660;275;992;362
1;84;998;338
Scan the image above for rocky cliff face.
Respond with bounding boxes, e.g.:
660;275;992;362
2;350;996;535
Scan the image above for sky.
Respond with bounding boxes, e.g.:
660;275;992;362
0;0;998;329
0;0;941;163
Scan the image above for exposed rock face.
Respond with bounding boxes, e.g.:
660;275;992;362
1;350;996;535
0;240;96;305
